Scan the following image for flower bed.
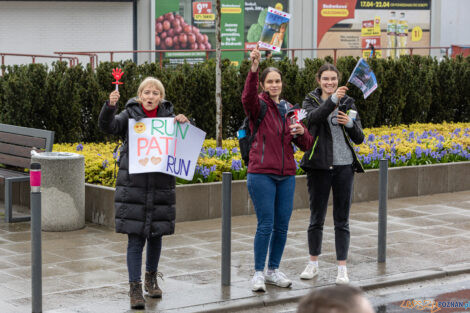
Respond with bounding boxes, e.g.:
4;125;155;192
53;123;470;188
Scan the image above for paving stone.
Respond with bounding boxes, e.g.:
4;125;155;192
430;213;470;224
2;252;70;267
3;263;71;280
409;225;463;237
0;190;468;313
55;259;121;274
60;270;126;288
386;230;435;243
387;208;434;218
169;257;218;273
395;216;448;227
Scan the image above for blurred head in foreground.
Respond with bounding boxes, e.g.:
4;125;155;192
297;285;375;313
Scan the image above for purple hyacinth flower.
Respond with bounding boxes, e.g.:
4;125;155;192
231;159;242;171
207;148;216;157
215;147;224;157
415;146;423;158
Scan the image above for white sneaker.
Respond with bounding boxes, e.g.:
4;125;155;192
300;263;319;280
251;271;266;292
264;269;292;288
336;266;349;284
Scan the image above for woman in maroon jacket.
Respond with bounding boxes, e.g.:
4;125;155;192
242;45;313;292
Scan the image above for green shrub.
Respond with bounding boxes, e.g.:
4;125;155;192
0;56;468;142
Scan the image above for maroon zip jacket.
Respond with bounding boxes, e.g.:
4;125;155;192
242;70;313;175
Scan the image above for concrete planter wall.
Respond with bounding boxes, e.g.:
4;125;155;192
2;162;470;227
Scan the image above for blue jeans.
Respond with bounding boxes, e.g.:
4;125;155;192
127;234;162;282
247;173;295;271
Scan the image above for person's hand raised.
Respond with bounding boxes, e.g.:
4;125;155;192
109;90;120;106
250;43;261;72
335;86;348;101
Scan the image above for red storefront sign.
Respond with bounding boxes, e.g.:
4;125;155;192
317;0;357;46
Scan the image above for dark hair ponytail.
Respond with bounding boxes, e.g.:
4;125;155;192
316;63;341;81
260;67;282;87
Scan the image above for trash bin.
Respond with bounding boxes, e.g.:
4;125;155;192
31;152;85;231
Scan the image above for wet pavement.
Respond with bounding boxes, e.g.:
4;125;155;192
372;274;470;313
233;273;470;312
0;190;469;313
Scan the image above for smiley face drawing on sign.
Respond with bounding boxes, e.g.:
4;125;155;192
134;122;146;134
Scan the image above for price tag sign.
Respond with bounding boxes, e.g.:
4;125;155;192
411;26;423;42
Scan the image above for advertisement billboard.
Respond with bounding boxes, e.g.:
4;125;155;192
155;0;289;66
317;0;431;59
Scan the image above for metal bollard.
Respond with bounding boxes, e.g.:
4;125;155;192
30;163;42;313
378;159;388;263
221;172;232;286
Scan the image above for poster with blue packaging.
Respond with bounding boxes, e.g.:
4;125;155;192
348;58;378;99
258;7;291;52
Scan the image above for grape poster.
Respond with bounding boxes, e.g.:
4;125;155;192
155;0;289;66
128;118;206;180
317;0;431;59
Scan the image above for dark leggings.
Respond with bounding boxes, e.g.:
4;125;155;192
127;234;162;282
307;165;354;261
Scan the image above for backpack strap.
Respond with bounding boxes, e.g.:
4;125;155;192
251;99;267;138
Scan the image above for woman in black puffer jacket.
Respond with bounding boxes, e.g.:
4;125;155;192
99;77;189;309
299;64;364;286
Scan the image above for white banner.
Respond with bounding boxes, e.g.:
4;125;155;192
128;118;206;180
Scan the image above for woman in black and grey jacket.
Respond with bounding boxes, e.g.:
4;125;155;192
299;64;364;285
99;77;189;310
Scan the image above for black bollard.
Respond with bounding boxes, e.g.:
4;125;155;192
221;172;232;286
30;163;42;313
378;159;388;263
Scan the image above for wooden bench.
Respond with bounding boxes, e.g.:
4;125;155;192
0;123;54;222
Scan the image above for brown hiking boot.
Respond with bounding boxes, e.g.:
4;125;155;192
129;282;145;309
144;271;163;298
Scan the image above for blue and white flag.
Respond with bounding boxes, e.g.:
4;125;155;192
348;58;378;99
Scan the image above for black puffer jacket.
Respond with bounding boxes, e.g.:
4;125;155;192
99;98;176;238
300;88;365;173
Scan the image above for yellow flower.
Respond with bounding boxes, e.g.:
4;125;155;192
54;122;470;186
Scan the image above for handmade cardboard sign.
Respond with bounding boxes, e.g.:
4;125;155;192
128;118;206;180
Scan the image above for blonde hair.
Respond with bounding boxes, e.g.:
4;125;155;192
136;77;165;103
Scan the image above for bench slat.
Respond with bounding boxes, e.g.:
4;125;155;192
0;168;28;183
0;142;39;158
0;132;46;149
0;153;31;169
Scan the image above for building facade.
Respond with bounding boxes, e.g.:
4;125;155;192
0;0;468;67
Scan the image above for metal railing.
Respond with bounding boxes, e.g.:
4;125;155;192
55;46;450;69
1;46;450;73
1;53;79;75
